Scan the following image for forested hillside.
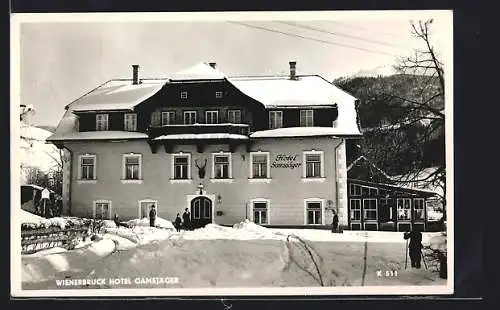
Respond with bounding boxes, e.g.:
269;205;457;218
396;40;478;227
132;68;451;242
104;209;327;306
334;74;445;178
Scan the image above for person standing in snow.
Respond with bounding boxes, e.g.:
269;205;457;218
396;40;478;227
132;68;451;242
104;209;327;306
331;210;339;233
404;228;424;269
149;205;157;227
182;208;190;230
40;188;51;218
174;213;182;232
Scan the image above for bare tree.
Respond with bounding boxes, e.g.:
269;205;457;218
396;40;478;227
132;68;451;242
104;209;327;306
390;19;446;221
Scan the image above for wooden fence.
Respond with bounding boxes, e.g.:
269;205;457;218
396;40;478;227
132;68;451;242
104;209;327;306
21;226;90;255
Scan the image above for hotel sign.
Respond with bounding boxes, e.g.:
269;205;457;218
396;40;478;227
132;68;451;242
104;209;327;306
271;154;302;169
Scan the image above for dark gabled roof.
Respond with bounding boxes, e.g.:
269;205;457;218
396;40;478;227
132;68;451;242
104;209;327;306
347;178;438;197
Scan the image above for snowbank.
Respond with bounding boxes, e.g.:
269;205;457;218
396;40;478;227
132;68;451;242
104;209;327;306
104;226;172;245
102;220;117;229
22;239;116;284
102;233;137;251
174;221;446;246
20;209;45;224
126;217;175;230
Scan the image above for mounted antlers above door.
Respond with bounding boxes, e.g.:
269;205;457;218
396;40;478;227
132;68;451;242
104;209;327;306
195;158;208;179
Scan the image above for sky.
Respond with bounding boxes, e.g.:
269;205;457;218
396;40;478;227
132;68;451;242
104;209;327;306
14;11;452;127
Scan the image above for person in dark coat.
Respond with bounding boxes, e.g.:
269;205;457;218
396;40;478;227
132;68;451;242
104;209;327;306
174;213;182;232
149;205;157;227
404;228;423;268
182;208;190;230
331;210;339;233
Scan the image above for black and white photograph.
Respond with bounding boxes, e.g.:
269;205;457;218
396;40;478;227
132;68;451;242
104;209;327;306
11;10;453;296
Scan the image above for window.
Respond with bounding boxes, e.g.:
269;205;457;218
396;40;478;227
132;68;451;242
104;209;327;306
413;198;425;221
363;199;378;221
350;199;361;221
250;152;270;179
303;151;324;178
349;184;362;196
180;91;188;99
228;110;241;123
96;114;109;131
184;111;197;125
269;111;283;129
124;113;137;131
300;110;314;127
122;154;142;181
360;186;379;197
305;200;323;225
253;201;269;225
205;110;219;124
212;153;232;179
215;91;223;98
397;198;412;221
172;154;191;180
94;200;111;220
161;111;176;126
79;155;96;180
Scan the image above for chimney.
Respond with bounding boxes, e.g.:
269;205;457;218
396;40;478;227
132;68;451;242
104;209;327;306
209;62;217;69
289;61;297;80
132;65;140;85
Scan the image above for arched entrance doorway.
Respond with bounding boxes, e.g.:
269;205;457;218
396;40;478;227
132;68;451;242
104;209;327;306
190;196;213;229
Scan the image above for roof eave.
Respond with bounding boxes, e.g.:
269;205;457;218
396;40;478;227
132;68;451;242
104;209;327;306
72;108;135;114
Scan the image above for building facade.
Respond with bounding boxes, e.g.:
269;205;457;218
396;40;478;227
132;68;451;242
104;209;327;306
48;62;361;228
346;156;442;232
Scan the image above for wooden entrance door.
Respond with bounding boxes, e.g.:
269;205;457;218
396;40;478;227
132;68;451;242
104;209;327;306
190;196;212;229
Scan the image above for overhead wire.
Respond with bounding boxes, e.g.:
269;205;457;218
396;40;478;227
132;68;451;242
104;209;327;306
274;21;408;50
227;21;400;58
325;20;410;40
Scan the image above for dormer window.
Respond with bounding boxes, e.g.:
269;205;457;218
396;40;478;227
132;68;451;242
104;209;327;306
205;110;219;124
180;91;188;99
300;110;314;127
96;114;109;131
184;111;197;125
215;91;223;98
228;110;241;123
124;113;137;131
269;111;283;129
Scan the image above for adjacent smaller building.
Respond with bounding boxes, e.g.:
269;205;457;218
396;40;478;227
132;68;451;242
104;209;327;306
346;156;443;232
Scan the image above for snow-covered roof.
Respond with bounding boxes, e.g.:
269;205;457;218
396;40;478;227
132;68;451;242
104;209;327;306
229;75;360;135
70;79;168;112
154;133;249;141
47;131;149;142
21;184;45;190
170;62;226;81
250;127;361;138
391;167;444;197
48;62;361;143
348;178;439;196
47;79;165;143
20;125;61;175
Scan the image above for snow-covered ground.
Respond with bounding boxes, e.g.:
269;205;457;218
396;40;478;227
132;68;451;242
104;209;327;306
21;216;447;288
